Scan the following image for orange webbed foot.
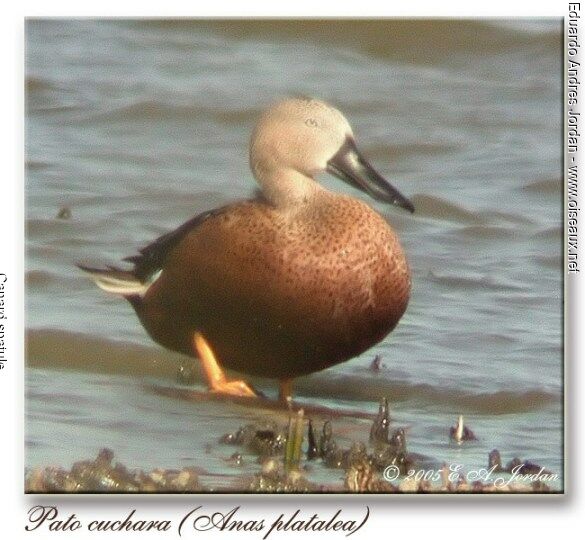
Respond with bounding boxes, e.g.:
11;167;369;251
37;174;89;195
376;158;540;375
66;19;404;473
193;332;257;398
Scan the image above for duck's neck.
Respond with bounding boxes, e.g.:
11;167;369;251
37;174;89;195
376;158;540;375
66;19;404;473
256;168;327;209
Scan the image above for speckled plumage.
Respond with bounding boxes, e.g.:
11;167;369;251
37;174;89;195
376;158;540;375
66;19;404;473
134;191;410;378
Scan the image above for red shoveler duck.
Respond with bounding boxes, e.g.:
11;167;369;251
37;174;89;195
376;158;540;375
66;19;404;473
79;97;414;401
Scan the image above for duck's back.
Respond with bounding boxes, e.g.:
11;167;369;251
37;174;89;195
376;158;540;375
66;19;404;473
136;194;410;378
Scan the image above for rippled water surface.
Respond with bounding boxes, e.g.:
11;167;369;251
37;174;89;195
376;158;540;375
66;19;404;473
25;19;563;491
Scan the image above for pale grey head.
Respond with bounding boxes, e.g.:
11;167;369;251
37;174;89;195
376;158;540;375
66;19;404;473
249;97;414;213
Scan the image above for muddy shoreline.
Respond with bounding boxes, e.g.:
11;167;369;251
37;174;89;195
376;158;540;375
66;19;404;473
25;398;559;494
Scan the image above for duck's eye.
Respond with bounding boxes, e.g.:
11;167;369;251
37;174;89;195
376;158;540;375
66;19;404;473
305;118;319;128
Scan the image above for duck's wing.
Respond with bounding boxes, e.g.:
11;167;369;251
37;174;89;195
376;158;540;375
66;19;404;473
77;204;233;294
123;206;231;281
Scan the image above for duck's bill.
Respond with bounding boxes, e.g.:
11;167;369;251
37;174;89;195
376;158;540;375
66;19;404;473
326;137;415;213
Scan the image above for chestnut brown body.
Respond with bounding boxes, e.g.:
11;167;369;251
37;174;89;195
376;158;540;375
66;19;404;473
80;98;414;394
132;194;410;379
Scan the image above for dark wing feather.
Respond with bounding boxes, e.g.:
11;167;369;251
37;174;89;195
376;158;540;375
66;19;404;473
124;205;230;281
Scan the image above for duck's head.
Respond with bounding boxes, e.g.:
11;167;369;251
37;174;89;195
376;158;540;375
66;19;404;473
250;97;414;212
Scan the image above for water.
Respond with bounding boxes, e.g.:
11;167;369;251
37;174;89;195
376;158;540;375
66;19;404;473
25;19;563;491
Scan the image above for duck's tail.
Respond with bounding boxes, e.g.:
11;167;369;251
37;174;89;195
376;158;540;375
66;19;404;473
76;263;160;297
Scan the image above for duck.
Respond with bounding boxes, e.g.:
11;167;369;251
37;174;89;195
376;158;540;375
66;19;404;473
78;97;414;402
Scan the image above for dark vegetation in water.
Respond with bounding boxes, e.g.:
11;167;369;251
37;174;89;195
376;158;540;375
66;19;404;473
25;398;555;494
449;415;478;443
25;448;200;493
56;206;72;220
176;359;198;385
369;354;385;372
488;449;554;476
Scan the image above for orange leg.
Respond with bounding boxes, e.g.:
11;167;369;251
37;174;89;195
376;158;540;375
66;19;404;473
279;378;294;403
193;332;256;398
